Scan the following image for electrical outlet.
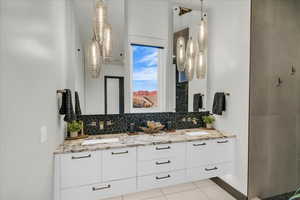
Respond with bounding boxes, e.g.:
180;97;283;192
40;126;48;143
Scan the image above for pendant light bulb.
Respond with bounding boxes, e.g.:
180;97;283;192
86;37;103;79
176;36;186;72
186;38;196;58
195;50;207;79
94;0;107;43
185;56;195;81
103;23;113;60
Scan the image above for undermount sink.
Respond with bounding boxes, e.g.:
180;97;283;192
81;138;120;146
185;131;210;137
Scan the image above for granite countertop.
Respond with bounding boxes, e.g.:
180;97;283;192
54;128;236;155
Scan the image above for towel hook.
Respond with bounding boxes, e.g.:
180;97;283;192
291;65;296;75
276;77;282;87
56;89;66;94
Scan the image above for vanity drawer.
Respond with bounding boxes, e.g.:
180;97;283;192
187;162;232;181
138;143;186;161
187;138;234;168
102;147;137;182
137;156;185;176
61;178;136;200
137;170;186;191
60;151;101;189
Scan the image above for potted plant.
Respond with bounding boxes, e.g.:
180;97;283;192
67;121;83;138
202;115;215;129
289;189;300;200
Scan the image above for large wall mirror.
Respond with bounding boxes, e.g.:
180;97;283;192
71;0;224;114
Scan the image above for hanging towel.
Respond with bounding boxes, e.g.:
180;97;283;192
59;89;76;122
75;91;82;116
212;92;226;115
193;93;203;112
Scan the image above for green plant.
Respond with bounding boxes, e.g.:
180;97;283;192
67;121;83;133
289;189;300;200
202;115;215;124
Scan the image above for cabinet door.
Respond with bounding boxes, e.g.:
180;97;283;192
102;147;137;182
61;178;136;200
60;151;102;188
211;139;234;163
187;140;213;168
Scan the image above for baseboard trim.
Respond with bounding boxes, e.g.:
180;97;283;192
211;177;248;200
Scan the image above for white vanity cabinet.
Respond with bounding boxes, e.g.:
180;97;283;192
102;147;137;182
54;138;235;200
60;151;102;189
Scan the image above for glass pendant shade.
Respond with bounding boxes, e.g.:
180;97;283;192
103;23;112;59
195;50;207;79
176;36;186;72
186;38;196;58
86;38;102;79
94;0;107;43
185;56;195;81
197;17;207;51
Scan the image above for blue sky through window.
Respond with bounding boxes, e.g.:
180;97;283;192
132;45;158;92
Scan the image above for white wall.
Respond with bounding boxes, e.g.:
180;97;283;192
0;0;84;199
206;0;250;195
85;64;125;114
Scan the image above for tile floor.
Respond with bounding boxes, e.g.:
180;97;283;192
103;179;236;200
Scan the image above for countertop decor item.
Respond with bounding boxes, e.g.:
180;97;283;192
67;121;84;138
202;115;215;129
140;121;165;134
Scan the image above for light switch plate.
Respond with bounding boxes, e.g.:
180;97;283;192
40;126;48;143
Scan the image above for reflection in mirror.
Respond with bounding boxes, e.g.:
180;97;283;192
72;0;208;114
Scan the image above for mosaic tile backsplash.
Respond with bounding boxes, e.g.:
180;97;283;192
78;112;209;135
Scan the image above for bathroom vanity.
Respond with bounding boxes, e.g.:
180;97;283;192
54;129;235;200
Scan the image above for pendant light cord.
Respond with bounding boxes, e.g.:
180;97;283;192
200;0;204;20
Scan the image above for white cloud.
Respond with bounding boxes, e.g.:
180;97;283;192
137;51;158;67
133;67;157;81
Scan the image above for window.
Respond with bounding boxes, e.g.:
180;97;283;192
131;44;160;109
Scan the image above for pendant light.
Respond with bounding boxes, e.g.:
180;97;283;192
195;49;207;79
103;23;112;60
196;0;207;79
94;0;107;43
185;55;195;81
186;37;196;58
185;38;196;81
86;34;102;79
176;36;186;72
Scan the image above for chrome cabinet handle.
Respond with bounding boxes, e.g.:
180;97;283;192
92;184;111;191
217;140;228;144
156;146;171;150
111;151;129;155
205;167;218;171
156;175;171;180
71;154;91;160
193;143;206;146
156;160;171;165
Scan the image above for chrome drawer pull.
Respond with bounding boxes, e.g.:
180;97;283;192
155;146;171;150
193;143;206;146
217;140;229;144
156;160;171;165
111;151;129;155
92;184;111;191
205;167;218;171
156;174;171;180
71;154;91;160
